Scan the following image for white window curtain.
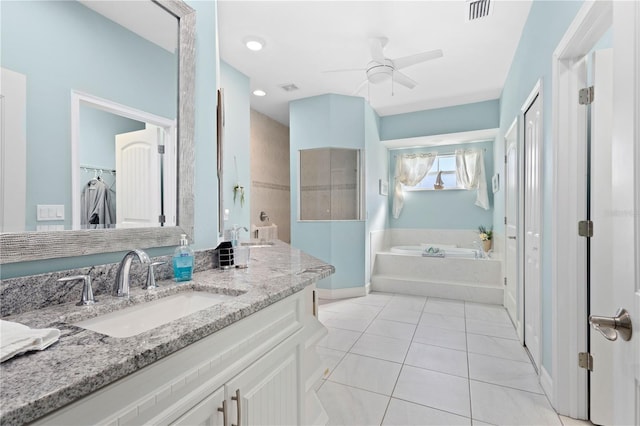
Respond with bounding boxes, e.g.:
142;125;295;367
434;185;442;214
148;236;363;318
392;152;436;218
455;148;489;210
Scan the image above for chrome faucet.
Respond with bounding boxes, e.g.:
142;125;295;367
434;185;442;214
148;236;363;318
114;249;151;297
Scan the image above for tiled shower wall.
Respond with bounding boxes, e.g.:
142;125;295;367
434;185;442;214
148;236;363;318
250;110;291;243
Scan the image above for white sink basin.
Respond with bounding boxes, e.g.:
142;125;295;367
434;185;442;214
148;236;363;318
74;292;236;338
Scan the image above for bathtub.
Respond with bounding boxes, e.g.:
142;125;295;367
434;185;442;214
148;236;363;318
372;245;502;303
390;245;482;259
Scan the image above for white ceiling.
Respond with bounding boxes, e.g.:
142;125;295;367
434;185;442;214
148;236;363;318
218;0;533;126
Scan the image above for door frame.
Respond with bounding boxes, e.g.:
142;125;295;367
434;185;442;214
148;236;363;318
550;0;612;419
520;80;543;374
503;117;520;334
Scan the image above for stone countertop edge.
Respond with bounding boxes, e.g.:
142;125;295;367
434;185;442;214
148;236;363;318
0;242;334;426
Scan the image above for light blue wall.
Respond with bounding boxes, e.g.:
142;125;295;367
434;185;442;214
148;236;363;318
290;94;367;290
495;0;584;374
220;61;251;233
1;0;219;279
389;140;494;230
380;100;500;141
1;0;177;234
364;104;388;284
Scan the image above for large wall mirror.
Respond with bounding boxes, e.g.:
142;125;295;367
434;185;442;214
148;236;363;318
0;0;195;264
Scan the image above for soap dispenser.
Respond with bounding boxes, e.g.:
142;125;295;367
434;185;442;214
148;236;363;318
173;234;194;282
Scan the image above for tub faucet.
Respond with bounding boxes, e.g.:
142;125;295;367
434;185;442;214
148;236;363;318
472;241;486;259
114;249;151;297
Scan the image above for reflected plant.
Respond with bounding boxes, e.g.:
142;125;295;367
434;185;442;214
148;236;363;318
233;184;245;207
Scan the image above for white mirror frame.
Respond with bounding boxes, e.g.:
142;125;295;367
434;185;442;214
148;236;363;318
0;0;195;264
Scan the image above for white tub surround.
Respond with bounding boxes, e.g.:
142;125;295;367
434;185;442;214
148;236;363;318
370;229;502;304
0;242;333;425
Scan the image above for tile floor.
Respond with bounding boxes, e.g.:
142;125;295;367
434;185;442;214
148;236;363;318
315;292;590;426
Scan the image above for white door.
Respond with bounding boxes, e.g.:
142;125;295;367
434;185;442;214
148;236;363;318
115;125;162;228
523;92;542;371
0;68;27;232
588;48;615;426
504;119;519;327
608;3;639;423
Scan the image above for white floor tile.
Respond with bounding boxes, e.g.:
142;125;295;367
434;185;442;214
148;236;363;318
350;293;393;307
413;322;467;351
379;307;423;324
318;381;390;426
382;398;471;426
559;415;594;425
351;333;411;363
316;327;361;352
465;303;512;325
470;380;561;425
424;298;466;318
386;294;427;312
329;353;402;396
468;353;542;394
365;318;417;340
315;346;346;378
405;342;469;378
393;365;471;418
466;318;518;340
319;310;375;332
467;333;530;362
320;299;383;316
472;421;496;426
420;312;467;332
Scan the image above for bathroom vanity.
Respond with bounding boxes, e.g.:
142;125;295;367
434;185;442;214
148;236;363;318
0;242;333;425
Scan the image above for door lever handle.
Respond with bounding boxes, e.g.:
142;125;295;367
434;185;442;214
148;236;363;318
589;308;633;341
508;236;516;240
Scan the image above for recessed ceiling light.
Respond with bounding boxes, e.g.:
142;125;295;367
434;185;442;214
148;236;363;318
253;89;267;97
243;36;265;51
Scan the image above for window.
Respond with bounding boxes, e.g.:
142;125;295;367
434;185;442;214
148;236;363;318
403;154;463;191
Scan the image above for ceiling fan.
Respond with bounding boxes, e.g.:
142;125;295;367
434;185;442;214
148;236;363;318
325;37;443;95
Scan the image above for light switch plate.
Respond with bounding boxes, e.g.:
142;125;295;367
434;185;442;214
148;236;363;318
37;204;65;221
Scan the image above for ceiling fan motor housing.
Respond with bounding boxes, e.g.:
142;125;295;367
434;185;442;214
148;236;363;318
366;59;394;84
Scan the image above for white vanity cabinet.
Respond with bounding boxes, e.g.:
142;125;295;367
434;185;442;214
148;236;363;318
33;287;326;426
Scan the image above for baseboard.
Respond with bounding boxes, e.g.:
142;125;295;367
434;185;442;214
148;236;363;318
316;285;367;300
540;365;554;404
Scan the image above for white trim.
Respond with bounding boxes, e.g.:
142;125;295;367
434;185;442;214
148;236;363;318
316;285;367;300
383;128;498;150
551;0;612;419
541;365;554;402
503;117;519;329
71;91;176;230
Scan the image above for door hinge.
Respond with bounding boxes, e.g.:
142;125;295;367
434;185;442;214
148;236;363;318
157;145;165;154
504;277;507;286
158;214;166;225
578;352;593;371
578;86;594;105
504;154;508;164
578;220;593;237
504;216;507;225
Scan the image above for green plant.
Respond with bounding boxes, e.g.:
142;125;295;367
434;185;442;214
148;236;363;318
478;225;493;241
233;184;245;207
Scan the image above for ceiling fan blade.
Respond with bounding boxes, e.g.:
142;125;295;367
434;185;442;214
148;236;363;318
393;71;417;89
369;37;387;64
322;68;365;74
351;79;369;96
393;49;443;70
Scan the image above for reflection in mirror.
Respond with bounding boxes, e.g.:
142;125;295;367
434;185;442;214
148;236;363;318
299;148;363;221
0;0;196;264
72;93;177;230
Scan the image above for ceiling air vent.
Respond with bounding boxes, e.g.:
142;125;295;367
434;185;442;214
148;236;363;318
467;0;492;21
279;83;299;92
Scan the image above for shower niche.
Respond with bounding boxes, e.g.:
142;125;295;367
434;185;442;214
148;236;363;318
299;148;363;221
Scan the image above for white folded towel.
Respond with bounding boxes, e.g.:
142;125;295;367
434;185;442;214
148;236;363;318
0;320;60;363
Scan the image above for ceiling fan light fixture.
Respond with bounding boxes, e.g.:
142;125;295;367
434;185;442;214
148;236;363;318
243;36;265;51
253;89;267;97
366;64;393;84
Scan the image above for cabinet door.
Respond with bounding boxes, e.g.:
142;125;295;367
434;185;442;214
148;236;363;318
226;344;300;426
172;386;225;426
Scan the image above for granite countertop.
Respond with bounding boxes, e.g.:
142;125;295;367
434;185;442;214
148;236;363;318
0;242;334;425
